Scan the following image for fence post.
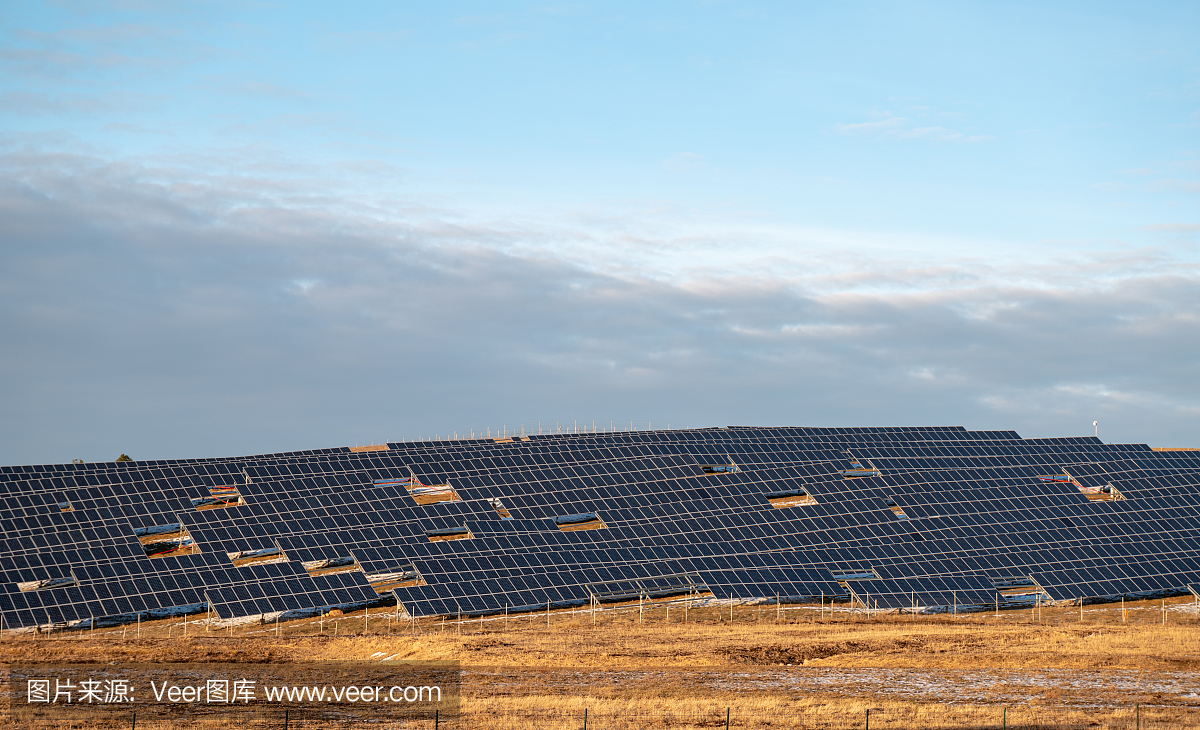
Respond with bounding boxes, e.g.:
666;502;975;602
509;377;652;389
436;708;440;730
865;707;869;730
584;708;588;730
1002;706;1006;730
131;712;135;730
726;707;730;730
284;709;288;730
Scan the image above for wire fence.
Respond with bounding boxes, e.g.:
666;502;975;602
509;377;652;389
20;591;1200;642
7;704;1197;730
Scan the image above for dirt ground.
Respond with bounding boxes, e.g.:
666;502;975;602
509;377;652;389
3;596;1199;729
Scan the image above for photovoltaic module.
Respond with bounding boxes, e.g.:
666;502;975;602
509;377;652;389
2;425;1198;628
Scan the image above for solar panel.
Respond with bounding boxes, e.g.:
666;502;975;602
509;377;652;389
4;425;1200;626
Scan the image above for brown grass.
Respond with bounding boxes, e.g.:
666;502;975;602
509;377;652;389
9;596;1200;669
2;693;1195;730
3;596;1199;729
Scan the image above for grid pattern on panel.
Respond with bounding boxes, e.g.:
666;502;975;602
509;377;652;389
2;426;1200;626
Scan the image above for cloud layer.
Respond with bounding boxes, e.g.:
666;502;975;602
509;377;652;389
2;148;1198;464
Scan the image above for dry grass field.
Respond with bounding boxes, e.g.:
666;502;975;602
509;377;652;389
3;596;1199;729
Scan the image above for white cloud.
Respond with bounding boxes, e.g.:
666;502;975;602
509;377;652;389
1156;179;1200;194
1;149;1198;462
834;116;906;134
834;110;991;143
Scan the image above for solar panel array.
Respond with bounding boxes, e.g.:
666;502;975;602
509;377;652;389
2;425;1199;627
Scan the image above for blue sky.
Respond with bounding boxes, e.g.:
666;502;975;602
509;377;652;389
2;1;1198;463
